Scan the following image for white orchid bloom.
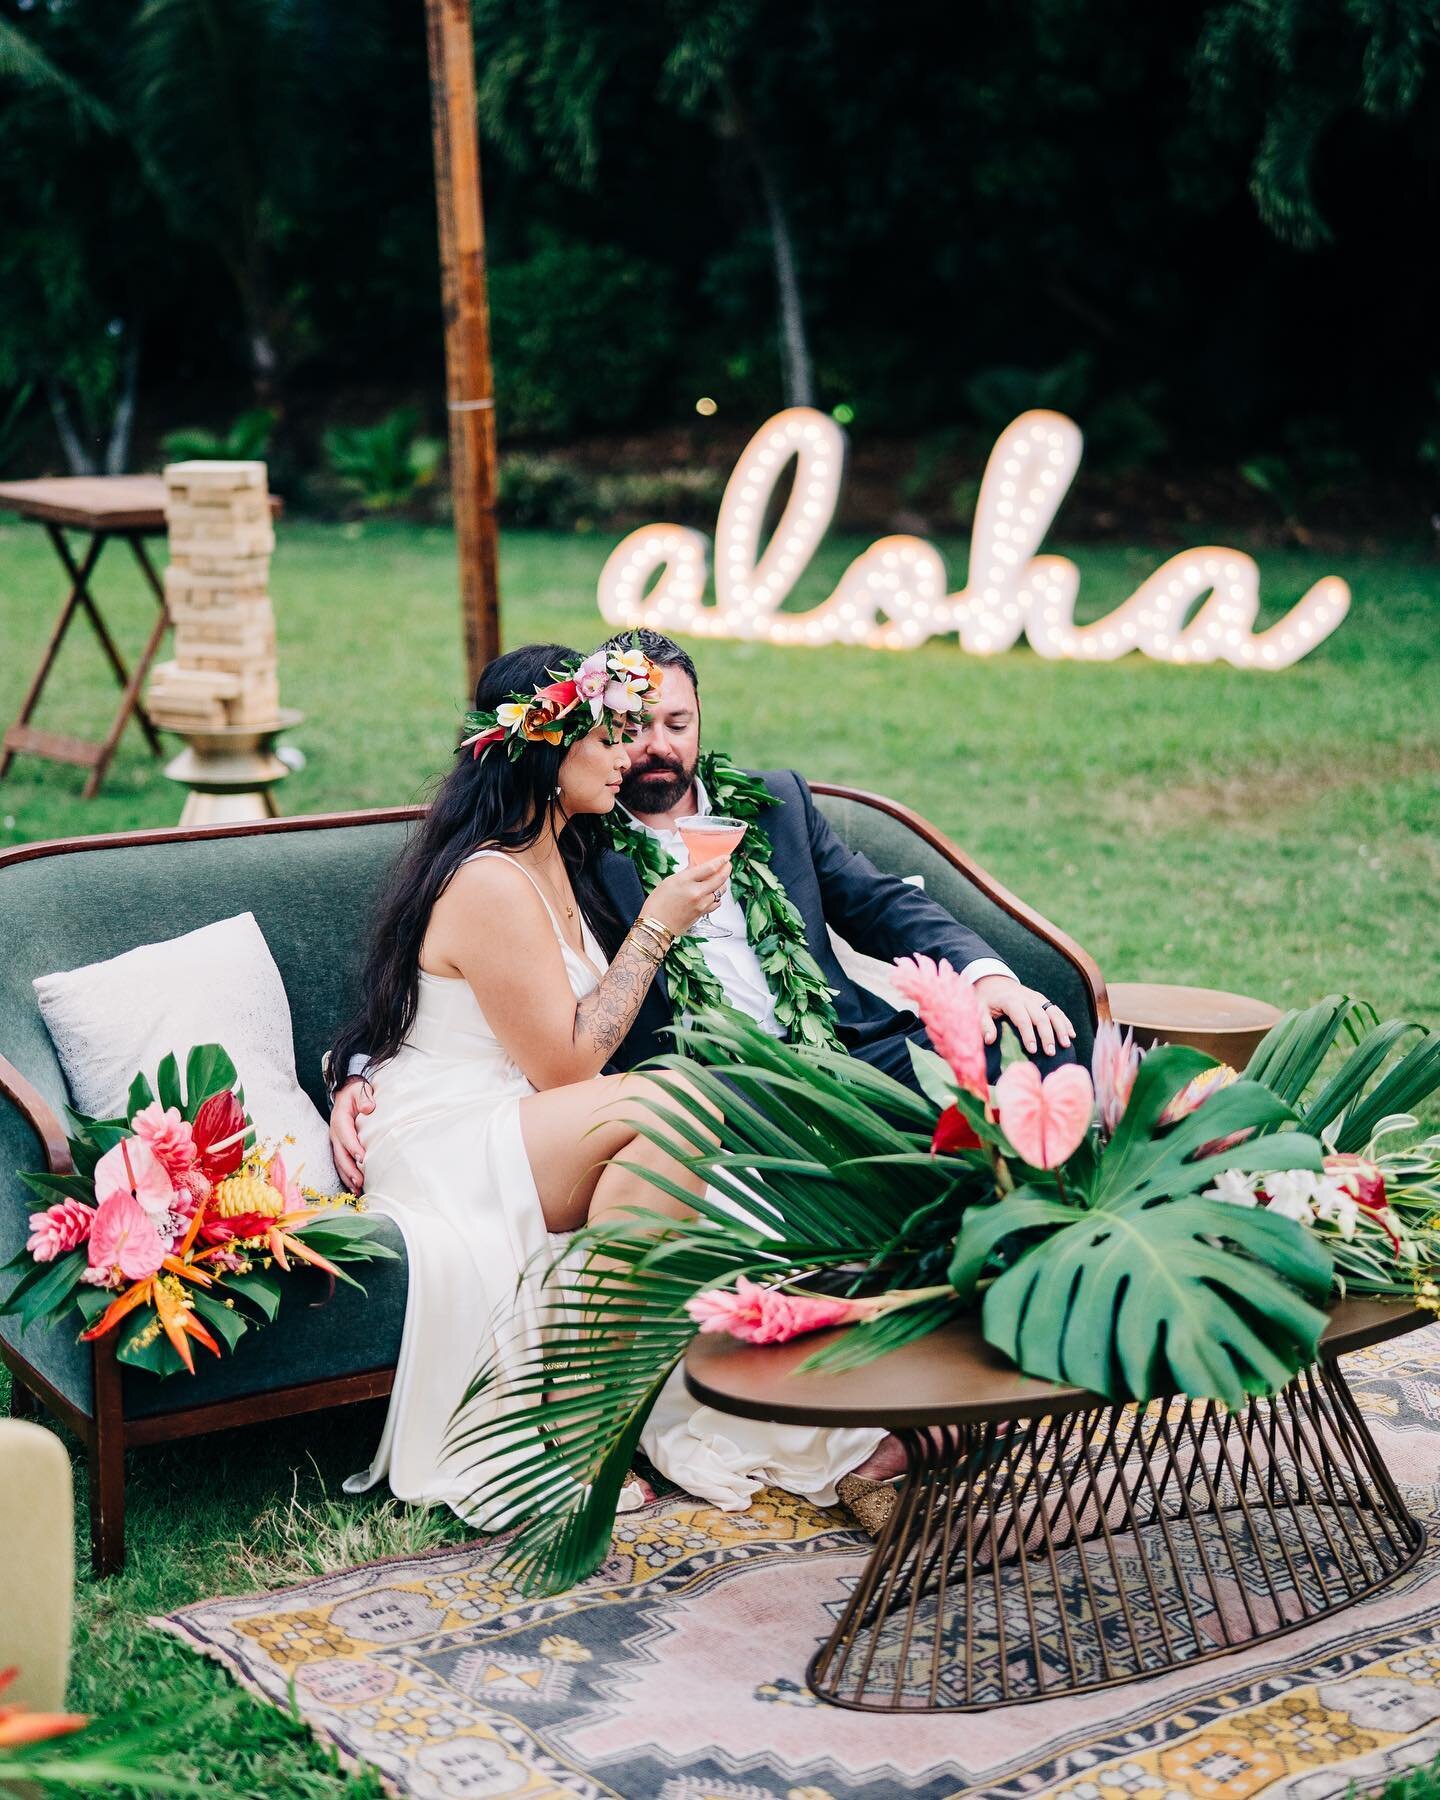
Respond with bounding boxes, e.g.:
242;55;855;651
1204;1169;1261;1207
1311;1178;1360;1239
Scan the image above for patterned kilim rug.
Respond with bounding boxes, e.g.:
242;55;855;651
157;1328;1440;1800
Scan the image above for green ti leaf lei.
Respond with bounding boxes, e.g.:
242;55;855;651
604;750;843;1052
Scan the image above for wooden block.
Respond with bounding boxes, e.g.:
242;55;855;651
163;460;268;491
165;563;268;596
174;606;275;648
149;661;242;702
174;631;276;669
151;699;227;730
164;498;271;532
168;522;276;558
167;551;271;581
227;688;282;726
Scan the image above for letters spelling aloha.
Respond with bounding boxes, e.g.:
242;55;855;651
597;406;1349;670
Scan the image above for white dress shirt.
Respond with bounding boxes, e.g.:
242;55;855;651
630;779;1015;1038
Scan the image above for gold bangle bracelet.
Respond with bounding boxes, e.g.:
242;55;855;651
634;917;674;952
626;927;665;964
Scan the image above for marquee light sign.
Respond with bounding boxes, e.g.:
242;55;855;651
596;407;1349;668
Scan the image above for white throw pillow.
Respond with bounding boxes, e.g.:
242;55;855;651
33;911;339;1196
827;875;924;1011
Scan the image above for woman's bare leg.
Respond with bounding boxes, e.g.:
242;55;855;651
518;1069;715;1233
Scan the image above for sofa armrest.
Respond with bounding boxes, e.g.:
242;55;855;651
0;1054;72;1177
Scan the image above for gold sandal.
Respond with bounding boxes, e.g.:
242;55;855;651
836;1472;900;1538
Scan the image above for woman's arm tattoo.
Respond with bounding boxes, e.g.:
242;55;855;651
574;932;660;1061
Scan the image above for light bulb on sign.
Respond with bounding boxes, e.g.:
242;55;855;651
596;407;1350;669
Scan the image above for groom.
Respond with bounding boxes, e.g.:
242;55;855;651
329;630;1078;1189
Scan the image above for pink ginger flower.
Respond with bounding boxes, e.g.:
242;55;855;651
25;1198;96;1262
131;1103;199;1183
993;1061;1096;1169
1091;1020;1140;1135
891;954;988;1096
686;1276;885;1346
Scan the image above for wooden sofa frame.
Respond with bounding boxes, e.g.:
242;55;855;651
0;793;1108;1575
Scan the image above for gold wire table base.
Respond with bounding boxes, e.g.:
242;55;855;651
808;1354;1424;1712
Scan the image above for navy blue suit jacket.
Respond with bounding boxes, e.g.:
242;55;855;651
600;769;999;1071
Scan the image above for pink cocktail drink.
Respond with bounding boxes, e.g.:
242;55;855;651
677;816;747;862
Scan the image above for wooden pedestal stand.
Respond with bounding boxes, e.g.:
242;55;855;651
161;708;303;827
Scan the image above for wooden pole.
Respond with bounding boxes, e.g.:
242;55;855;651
424;0;501;689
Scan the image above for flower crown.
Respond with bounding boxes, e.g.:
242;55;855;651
460;640;664;761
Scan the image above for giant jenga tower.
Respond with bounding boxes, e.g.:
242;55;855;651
147;461;280;733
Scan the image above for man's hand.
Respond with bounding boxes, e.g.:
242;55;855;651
330;1077;375;1194
971;975;1075;1057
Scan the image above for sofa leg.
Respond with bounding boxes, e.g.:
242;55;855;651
89;1343;126;1577
8;1376;38;1420
88;1426;126;1577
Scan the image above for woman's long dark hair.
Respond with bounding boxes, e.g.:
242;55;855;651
328;643;628;1090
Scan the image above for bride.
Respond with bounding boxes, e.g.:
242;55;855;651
330;640;899;1530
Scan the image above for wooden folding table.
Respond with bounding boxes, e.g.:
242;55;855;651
0;475;279;800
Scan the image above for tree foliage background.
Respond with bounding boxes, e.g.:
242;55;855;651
0;0;1436;498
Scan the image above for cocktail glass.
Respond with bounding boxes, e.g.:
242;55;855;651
676;815;748;939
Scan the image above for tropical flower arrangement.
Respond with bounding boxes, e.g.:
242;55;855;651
2;1044;395;1377
460;639;664;760
451;978;1440;1593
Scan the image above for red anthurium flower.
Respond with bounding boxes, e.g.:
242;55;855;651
536;677;580;713
192;1089;247;1181
932;1104;982;1155
199;1211;274;1244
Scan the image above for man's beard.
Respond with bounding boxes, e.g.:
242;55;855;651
618;751;698;815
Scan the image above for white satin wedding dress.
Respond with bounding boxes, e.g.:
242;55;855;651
345;851;883;1524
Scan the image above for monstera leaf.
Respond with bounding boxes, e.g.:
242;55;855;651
982;1196;1333;1408
949;1042;1336;1406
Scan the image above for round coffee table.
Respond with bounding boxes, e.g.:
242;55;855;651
1107;980;1283;1068
685;1299;1429;1712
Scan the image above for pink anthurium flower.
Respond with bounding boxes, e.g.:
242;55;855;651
992;1061;1095;1169
87;1186;167;1284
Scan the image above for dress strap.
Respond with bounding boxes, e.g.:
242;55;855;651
464;850;569;947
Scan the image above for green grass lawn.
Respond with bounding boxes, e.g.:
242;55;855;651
1;517;1438;1796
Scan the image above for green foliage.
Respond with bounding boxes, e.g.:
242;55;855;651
323;409;444;513
1369;1749;1440;1800
980;1193;1331;1407
498;453;595;529
498;455;726;529
1192;0;1439;248
490;239;677;437
161;408;276;462
1240;422;1362;535
1246;996;1440;1151
965;354;1168;473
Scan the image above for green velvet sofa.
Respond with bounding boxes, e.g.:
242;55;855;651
0;793;1106;1574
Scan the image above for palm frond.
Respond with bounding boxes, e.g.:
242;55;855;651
447;1012;960;1592
1246;995;1440;1149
